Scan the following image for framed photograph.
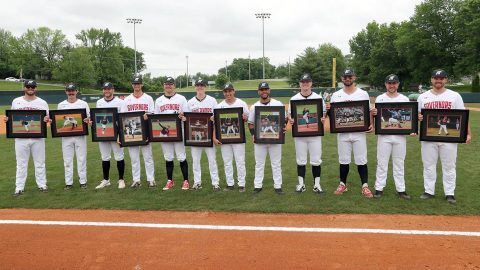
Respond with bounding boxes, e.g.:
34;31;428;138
420;109;469;143
329;100;370;133
50;109;88;137
148;114;183;142
183;112;213;147
5;110;47;138
214;107;246;144
90;108;119;142
375;102;418;135
290;99;324;137
254;106;285;144
118;111;149;147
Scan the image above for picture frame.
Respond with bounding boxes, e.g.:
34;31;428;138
118;111;149;147
5;109;47;138
90;108;119;142
328;100;370;133
148;114;183;142
183;112;214;147
290;98;324;137
374;102;418;135
254;106;285;144
214;107;246;144
420;109;469;143
50;109;89;137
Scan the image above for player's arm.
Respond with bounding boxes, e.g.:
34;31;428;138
466;125;472;144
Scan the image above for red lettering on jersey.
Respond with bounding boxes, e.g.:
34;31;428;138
423;101;452;109
159;104;180;112
16;107;40;110
127;104;148;111
191;108;213;113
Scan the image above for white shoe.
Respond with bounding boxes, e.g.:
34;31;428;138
95;180;111;189
118;179;125;189
296;184;306;193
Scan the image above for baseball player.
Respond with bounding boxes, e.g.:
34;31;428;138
288;74;326;194
93;82;126;190
418;69;472;204
437;116;449;135
327;69;374;198
225;118;236;136
159;122;170;137
187;79;221;191
373;74;411;199
302;108;311;128
58;83;90;190
5;80;49;196
63;115;78;129
120;75;156;188
21;118;31;132
261;117;277;135
248;82;285;195
154;76;190;191
214;83;249;192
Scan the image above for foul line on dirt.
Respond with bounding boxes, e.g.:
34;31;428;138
1;219;480;237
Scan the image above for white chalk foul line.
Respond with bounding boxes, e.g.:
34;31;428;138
1;219;480;237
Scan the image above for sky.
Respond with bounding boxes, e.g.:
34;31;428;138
1;0;424;77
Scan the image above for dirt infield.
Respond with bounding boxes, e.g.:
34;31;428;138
1;209;479;269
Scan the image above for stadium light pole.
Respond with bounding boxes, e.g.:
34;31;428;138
186;55;189;87
255;13;270;80
126;18;142;75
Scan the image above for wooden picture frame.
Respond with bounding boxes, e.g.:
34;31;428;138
50;109;89;137
5;109;47;138
118;111;149;147
290;98;324;137
375;102;418;135
214;107;246;144
329;100;370;133
254;106;285;144
90;108;119;142
148;114;183;142
183;112;214;147
420;109;469;143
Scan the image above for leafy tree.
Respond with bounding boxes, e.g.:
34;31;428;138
52;47;95;88
218;58;275;81
454;0;480;80
274;64;289;78
472;74;480;92
0;29;15;78
215;74;228;89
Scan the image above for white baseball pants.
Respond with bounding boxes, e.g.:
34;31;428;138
99;141;124;161
160;142;186;162
220;143;246;187
421;141;457;196
294;137;322;166
375;135;406;192
127;144;155;182
337;133;367;165
253;144;282;189
62;136;87;185
191;146;220;186
15;138;47;190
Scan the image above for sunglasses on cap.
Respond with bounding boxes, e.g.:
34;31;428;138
25;86;36;89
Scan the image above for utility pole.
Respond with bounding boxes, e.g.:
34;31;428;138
255;13;271;80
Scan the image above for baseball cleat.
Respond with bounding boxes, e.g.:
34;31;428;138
223;185;235;192
181;180;190;190
38;186;49;193
163;180;174;190
118;180;126;189
397;192;411;200
213;184;221;192
95;180;111;190
296;185;306;193
190;183;202;191
420;192;435;200
374;190;383;198
313;186;324;195
238;186;246;193
446;195;456;204
130;181;141;189
64;185;73;190
334;183;348;195
80;183;87;189
147;181;157;188
362;186;373;198
253;187;263;194
274;188;285;195
13;190;24;197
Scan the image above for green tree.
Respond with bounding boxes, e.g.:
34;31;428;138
215;74;228;89
472;74;480;92
454;0;480;80
274;64;289;78
53;47;95;88
0;29;15;78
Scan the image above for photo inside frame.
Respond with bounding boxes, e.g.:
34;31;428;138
55;114;83;133
219;113;241;139
258;111;280;139
426;114;462;138
95;113;114;137
379;107;413;130
187;117;210;142
295;104;319;132
333;106;365;128
12;114;42;134
121;116;143;142
151;118;178;138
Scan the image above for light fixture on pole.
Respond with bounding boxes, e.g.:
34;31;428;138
255;13;270;80
126;18;142;75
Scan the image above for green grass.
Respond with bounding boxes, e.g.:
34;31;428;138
0;103;479;215
177;79;292;91
0;80;65;91
448;84;473;92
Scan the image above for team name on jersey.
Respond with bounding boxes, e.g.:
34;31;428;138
191;108;213;113
159;104;180;112
127;104;149;111
423;101;452;109
14;106;40;110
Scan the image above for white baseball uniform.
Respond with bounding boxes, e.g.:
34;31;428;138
418;89;465;196
374;93;410;192
216;98;249;187
187;95;220;186
121;93;155;183
154;93;189;162
96;97;125;162
11;96;49;192
248;98;284;189
58;99;90;185
330;88;371;165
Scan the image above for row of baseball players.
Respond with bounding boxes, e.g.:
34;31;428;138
6;69;471;204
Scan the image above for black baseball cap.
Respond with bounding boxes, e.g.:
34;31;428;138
385;74;399;83
223;83;234;90
343;69;356;77
432;69;448;78
164;77;175;84
103;82;114;89
24;80;37;87
131;76;143;84
300;73;312;82
195;79;207;86
66;83;77;90
258;81;270;90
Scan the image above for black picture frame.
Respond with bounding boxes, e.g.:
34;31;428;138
420;109;469;143
375;102;418;135
183;112;214;147
118;111;149;147
6;109;47;138
254;106;285;144
50;109;89;137
290;98;324;137
90;108;119;142
329;100;370;133
214;107;246;144
148;114;183;142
